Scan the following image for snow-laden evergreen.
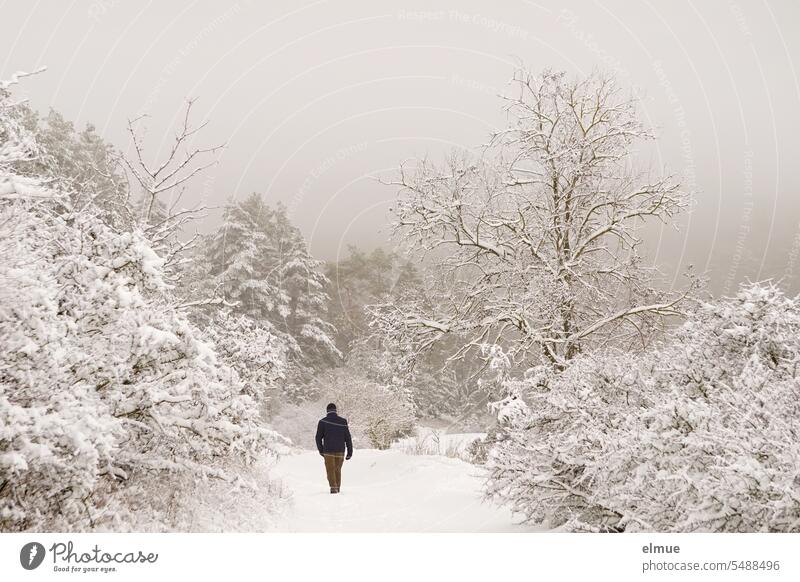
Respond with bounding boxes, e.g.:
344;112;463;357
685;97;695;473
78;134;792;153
200;192;340;376
487;282;800;532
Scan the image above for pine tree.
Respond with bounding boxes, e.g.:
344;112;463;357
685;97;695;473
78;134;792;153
20;108;130;227
204;193;340;373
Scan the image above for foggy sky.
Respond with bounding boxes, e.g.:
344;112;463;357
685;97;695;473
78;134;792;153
2;0;799;295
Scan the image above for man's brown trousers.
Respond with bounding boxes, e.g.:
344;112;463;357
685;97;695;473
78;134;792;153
323;453;345;493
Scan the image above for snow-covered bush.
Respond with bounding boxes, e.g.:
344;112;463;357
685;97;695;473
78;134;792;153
100;459;288;532
486;354;638;531
487;282;800;532
200;311;287;420
1;86;281;527
317;370;415;449
272;369;415;450
266;398;325;450
465;426;500;465
0;201;283;531
1;75;291;532
392;429;485;462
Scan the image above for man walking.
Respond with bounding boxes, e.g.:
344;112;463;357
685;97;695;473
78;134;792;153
315;403;353;494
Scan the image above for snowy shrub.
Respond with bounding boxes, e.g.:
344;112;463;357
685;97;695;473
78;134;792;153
487;282;800;532
272;369;415;450
392;429;485;462
465;427;500;466
200;311;287;420
267;399;324;450
316;370;415;449
0;79;290;531
0;78;51;201
486;355;635;531
616;282;800;532
0;200;284;531
96;459;288;532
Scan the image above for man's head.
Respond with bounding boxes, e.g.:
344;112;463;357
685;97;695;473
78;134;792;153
326;402;337;413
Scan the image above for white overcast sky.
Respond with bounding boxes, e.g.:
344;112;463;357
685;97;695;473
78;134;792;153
2;0;799;294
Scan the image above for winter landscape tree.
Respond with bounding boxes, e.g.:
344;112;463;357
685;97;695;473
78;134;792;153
19;107;130;228
386;69;695;369
123;98;222;283
325;246;421;356
200;192;340;378
377;66;800;533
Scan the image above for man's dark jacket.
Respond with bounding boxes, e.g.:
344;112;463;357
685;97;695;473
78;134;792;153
315;412;353;458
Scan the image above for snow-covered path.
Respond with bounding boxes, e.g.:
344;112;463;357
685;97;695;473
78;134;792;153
267;448;540;532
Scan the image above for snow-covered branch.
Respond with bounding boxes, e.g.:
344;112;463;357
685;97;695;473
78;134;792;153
386;68;694;366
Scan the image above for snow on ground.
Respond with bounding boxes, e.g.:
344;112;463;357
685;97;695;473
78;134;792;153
391;428;486;461
268;446;540;532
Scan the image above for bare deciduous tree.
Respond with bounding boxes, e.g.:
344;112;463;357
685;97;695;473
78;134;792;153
123;98;224;278
383;69;697;369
